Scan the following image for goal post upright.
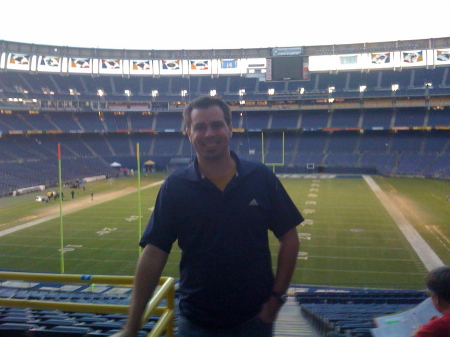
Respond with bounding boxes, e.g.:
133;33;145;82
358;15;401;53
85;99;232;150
261;131;285;173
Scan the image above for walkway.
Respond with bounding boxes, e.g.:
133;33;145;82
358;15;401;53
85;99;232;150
274;294;319;337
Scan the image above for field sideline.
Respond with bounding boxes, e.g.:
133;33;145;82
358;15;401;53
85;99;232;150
0;174;449;290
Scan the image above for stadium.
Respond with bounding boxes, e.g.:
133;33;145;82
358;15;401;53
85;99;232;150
1;7;450;336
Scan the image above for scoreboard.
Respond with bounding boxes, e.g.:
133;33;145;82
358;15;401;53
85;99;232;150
266;47;308;81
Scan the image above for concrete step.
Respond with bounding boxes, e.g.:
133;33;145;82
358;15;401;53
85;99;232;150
274;297;320;337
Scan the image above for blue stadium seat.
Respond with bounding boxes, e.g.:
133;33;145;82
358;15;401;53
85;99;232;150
0;323;39;337
30;325;92;337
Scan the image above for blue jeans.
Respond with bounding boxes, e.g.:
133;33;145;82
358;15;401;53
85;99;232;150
176;315;274;337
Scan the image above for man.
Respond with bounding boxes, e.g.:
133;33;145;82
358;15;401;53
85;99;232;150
415;266;450;337
111;96;303;337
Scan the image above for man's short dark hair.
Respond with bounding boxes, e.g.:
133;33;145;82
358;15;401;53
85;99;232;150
183;96;231;128
426;265;450;303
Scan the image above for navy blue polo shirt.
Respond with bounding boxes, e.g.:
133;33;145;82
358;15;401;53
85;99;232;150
140;152;303;329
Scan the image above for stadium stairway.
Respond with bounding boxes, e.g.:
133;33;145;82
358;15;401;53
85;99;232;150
274;296;319;337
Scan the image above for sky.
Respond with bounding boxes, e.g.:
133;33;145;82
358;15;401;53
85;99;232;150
1;0;449;51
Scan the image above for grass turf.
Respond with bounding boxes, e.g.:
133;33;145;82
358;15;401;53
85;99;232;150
1;174;449;289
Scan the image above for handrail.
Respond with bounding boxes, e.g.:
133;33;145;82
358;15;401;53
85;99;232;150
0;271;175;337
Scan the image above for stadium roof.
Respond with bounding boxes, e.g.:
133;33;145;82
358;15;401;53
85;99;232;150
2;37;450;60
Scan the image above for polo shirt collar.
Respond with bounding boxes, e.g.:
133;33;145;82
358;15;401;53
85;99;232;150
181;151;255;182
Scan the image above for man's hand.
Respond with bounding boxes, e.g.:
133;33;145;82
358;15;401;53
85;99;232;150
258;295;283;323
258;227;299;324
110;245;169;337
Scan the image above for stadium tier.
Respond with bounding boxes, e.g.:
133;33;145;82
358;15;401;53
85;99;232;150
0;109;449;195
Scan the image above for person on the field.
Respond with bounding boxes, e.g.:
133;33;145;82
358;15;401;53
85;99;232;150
415;266;450;337
111;96;302;337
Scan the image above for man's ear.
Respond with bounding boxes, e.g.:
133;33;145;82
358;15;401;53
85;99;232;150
186;128;191;141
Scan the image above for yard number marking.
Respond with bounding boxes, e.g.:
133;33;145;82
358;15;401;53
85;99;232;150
97;227;117;236
58;244;83;253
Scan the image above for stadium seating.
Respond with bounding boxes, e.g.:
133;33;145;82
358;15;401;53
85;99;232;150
1;49;449;196
296;287;427;337
0;281;166;337
1;123;449;195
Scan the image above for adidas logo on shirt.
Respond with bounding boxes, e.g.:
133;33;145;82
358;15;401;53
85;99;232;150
249;199;259;206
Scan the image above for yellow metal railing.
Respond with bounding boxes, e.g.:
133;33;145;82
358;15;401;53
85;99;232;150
0;271;175;337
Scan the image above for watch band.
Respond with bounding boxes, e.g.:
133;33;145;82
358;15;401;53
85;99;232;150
270;291;287;304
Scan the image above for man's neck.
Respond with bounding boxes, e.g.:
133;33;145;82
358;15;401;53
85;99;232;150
198;152;235;179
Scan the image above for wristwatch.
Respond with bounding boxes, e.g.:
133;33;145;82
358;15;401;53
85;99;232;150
270;291;287;305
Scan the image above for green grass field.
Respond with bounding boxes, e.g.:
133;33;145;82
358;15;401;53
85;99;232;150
1;174;449;290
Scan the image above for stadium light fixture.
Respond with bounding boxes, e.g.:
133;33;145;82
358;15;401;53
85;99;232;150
124;89;131;96
268;88;275;95
359;85;366;92
151;90;159;97
181;90;188;97
210;90;217;97
239;100;246;105
298;88;305;95
239;89;245;96
391;84;399;91
97;89;104;97
328;86;335;93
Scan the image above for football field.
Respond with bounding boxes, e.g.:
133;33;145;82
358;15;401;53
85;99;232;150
1;173;449;290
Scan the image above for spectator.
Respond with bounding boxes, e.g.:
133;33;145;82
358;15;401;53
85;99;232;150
415;266;450;337
111;96;303;337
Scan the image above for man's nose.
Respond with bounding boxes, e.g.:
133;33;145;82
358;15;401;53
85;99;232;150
204;125;215;136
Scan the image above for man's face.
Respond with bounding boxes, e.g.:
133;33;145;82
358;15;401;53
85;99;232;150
186;105;232;162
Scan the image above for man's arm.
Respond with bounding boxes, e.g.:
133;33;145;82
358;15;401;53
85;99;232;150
259;227;300;323
110;244;169;337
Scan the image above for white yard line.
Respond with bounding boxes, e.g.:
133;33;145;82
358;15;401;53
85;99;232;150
362;175;444;271
0;180;164;238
